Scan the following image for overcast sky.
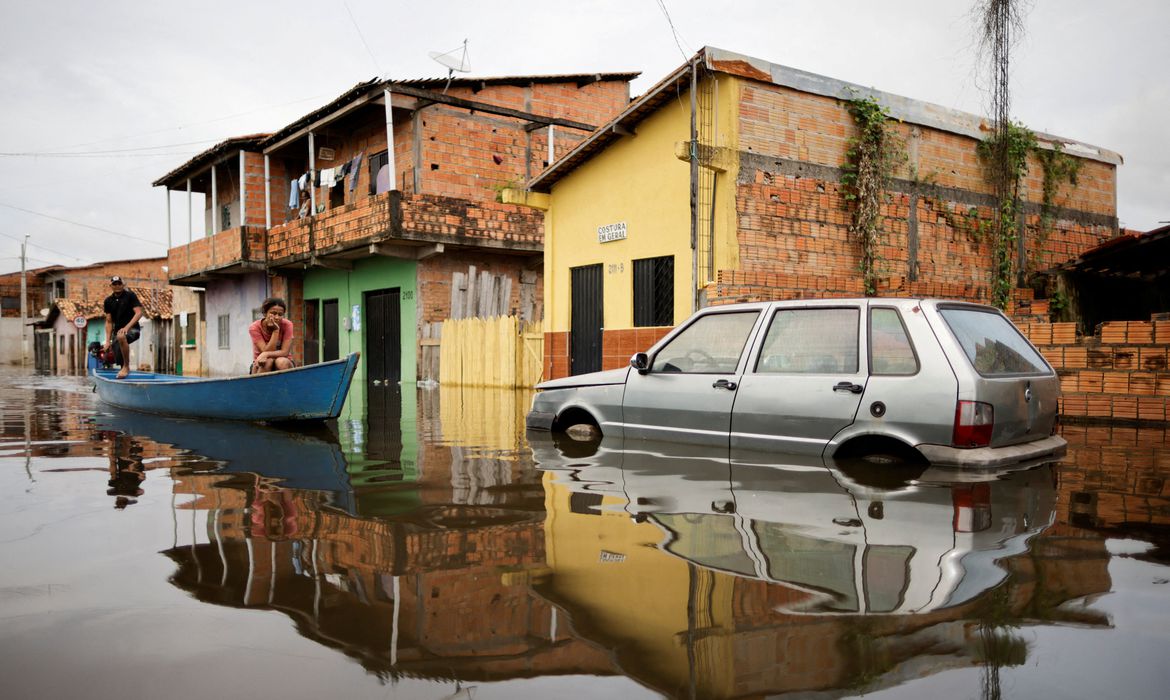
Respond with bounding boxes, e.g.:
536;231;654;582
0;0;1165;275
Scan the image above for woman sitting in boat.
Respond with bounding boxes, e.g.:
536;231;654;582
249;297;295;374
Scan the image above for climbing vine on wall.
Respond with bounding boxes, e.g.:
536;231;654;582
976;121;1035;308
1031;142;1081;272
841;95;904;296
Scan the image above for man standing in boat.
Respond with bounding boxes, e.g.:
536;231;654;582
103;275;144;380
250;297;295;374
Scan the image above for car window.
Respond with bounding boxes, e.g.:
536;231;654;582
755;308;859;374
939;307;1050;376
870;307;919;375
651;311;758;374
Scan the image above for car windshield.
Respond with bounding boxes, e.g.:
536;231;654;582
652;311;759;373
939;307;1050;376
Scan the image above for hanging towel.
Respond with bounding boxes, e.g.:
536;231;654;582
298;173;308;191
320;167;336;188
287;179;299;208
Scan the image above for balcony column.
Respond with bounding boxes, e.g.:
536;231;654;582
548;124;555;165
239;152;246;229
263;154;272;230
186;179;192;244
211;164;219;235
165;188;172;248
383;89;397;191
308;132;317;214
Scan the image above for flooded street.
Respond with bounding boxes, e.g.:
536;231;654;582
1;368;1168;699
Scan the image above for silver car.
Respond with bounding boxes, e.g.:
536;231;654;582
526;298;1067;468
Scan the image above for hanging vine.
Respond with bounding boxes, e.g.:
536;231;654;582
1030;142;1081;271
977;121;1035;308
841;95;904;296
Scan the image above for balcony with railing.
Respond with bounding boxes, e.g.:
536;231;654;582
167;226;268;285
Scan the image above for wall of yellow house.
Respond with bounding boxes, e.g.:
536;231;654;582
544;74;740;335
540;472;738;693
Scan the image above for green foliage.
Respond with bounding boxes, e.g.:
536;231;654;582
978;121;1036;308
1030;143;1082;272
841;95;906;296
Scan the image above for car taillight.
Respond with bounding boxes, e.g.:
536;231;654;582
953;400;993;448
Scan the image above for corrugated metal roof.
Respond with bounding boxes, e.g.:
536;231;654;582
257;78;385;152
392;72;639;88
153;134;271;188
1055;224;1170;278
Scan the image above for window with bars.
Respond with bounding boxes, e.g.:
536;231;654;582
633;255;674;327
217;314;230;349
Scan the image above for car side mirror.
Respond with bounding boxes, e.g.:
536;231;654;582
630;352;650;374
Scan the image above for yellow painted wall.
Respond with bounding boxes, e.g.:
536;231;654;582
544;75;741;334
541;472;737;693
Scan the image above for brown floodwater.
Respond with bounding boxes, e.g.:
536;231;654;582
1;367;1168;699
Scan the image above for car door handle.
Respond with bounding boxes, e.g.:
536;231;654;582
833;381;863;394
712;378;738;391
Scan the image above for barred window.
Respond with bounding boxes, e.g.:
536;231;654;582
633;255;674;327
217;314;230;350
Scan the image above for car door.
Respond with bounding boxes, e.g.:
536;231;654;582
622;309;762;446
730;305;867;455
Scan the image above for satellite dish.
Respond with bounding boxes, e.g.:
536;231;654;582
429;39;471;93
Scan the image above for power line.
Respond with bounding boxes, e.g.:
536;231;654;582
342;0;382;75
655;0;690;62
0;202;165;247
0;138;218;158
0;230;82;262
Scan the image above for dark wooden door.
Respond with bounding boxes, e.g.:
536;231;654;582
570;264;603;376
365;288;401;385
322;299;339;362
303;299;320;365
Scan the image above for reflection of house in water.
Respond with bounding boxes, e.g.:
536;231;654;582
162;471;614;680
530;436;1113;697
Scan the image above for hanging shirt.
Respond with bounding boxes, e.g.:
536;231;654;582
288;179;299;208
348;152;364;192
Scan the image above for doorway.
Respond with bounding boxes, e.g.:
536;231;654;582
570;264;603;375
364;288;401;386
322;299;339;362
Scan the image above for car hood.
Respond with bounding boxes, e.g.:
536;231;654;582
536;367;630;391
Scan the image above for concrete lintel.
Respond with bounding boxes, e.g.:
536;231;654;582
500;188;550;210
368;242;444;260
309;255;353;270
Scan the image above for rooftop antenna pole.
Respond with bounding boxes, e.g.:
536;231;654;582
429;39;471;95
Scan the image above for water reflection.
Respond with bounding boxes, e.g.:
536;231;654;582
3;371;1168;699
529;434;1111;697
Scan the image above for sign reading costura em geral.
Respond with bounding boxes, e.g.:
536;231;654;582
597;222;627;243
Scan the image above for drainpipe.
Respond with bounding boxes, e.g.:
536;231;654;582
383;89;398;191
308;132;317;214
689;56;700;313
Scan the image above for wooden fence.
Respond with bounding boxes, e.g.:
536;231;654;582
439;316;543;387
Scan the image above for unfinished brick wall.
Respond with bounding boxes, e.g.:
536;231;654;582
0;271;47;318
167;227;265;279
68;259;169;303
720;81;1118;305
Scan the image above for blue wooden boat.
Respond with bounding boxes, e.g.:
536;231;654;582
91;352;360;422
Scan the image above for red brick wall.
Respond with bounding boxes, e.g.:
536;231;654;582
167;227;265;279
721;81;1118;305
0;270;47;318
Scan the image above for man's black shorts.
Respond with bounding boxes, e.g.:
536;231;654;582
113;328;141;365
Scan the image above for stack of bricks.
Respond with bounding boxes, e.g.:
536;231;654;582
1019;313;1170;425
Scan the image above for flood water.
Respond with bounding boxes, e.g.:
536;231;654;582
1;367;1168;699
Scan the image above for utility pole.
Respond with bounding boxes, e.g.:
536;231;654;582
20;234;29;367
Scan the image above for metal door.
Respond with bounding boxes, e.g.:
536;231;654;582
322;299;339;362
365;288;401;385
570;264;603;376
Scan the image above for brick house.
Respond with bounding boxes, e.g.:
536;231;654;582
160;73;636;384
519;47;1120;380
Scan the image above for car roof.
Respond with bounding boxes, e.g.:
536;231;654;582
698;297;998;313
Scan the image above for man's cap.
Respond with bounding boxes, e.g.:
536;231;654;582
110;275;123;284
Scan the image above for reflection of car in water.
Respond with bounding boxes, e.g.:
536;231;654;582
530;432;1056;614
